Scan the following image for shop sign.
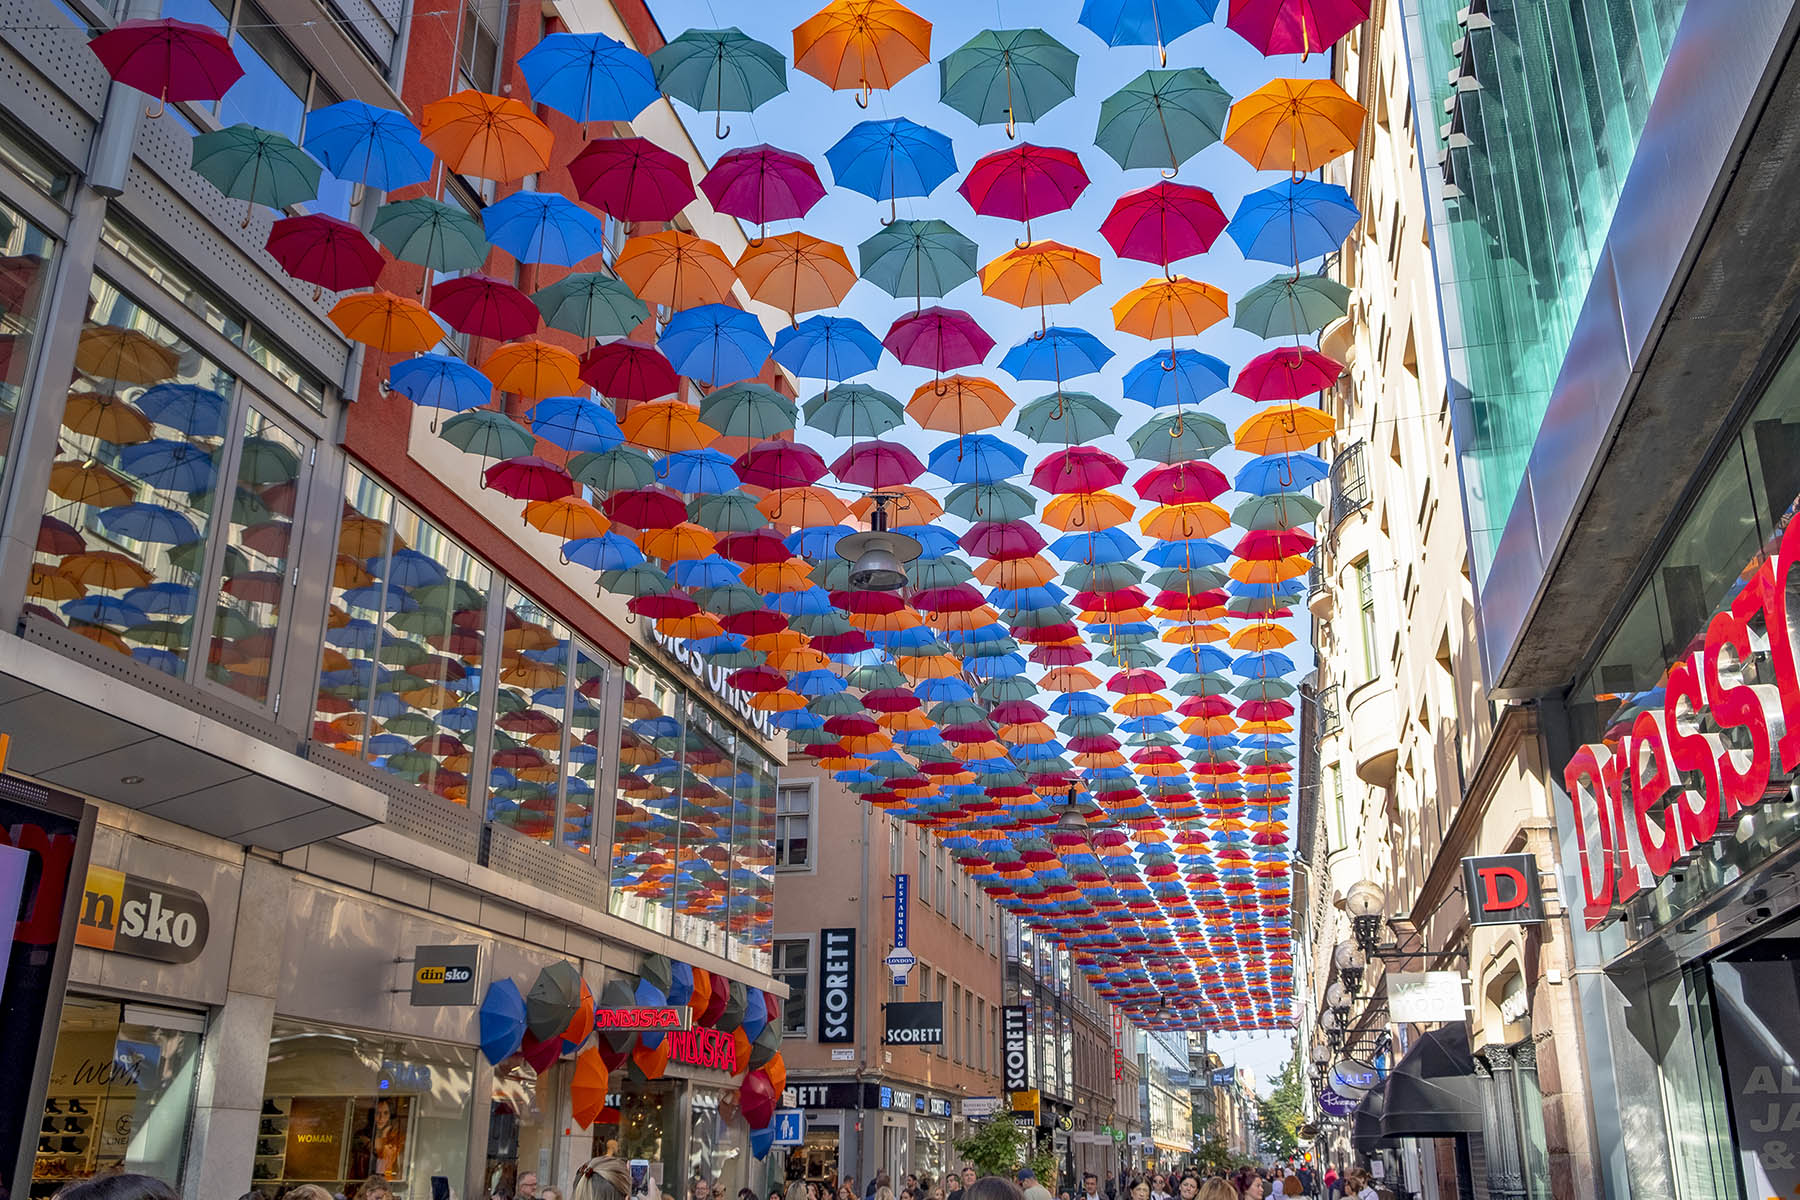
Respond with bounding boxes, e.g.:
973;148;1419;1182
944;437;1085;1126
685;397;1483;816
926;1097;951;1117
786;1081;876;1108
666;1027;737;1072
1461;854;1546;926
913;1094;926;1113
1111;1008;1124;1081
963;1096;1002;1118
891;1089;914;1110
650;627;778;738
1002;1004;1031;1091
1387;971;1465;1023
75;865;208;964
819;927;857;1044
594;1005;693;1030
879;1085;893;1108
410;944;479;1006
831;1047;854;1061
773;1110;805;1146
1329;1061;1379;1097
882;1000;944;1045
1209;1067;1234;1088
1562;519;1800;928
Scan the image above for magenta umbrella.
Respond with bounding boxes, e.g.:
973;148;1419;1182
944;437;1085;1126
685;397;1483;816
715;528;792;564
1135;460;1230;503
484;455;575;501
882;306;994;376
1031;446;1127;494
1234;527;1318;560
89;18;243;111
1232;347;1344;402
957;144;1090;241
1226;0;1372;58
830;440;924;489
960;520;1046;561
431;274;540;341
265;214;383;297
568;137;695;222
700;145;826;234
1107;668;1165;694
735;439;828;488
1101;182;1229;268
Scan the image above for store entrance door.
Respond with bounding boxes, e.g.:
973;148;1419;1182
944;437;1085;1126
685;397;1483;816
883;1123;907;1183
1712;937;1800;1200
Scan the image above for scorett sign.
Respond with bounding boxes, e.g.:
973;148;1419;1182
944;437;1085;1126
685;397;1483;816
818;927;856;1044
882;1000;943;1045
1001;1004;1031;1091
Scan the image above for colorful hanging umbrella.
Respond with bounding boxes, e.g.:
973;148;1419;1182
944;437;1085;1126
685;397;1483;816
1101;181;1228;266
701;145;827;230
621;400;717;453
389;354;491;415
1015;390;1120;443
529;395;623;453
857;219;980;307
1122;349;1230;410
999;326;1114;381
1233;273;1350;337
615;230;738;311
1233;346;1343;401
1224;78;1364;174
981;241;1103;329
1233;403;1332;455
1078;0;1218;58
329;292;440;354
652;27;789;139
481;340;583;401
772;315;883;381
519;31;659;124
88;18;243;110
1095;68;1231;173
191;125;321;220
736;233;857;318
568;137;696;222
478;978;529;1064
939;28;1080;137
301;99;434;191
825;118;958;219
882;307;994;374
906;375;1013;433
958;144;1090;240
265;214;384;295
483;192;610;267
1227;0;1371;58
793;0;933;104
430;274;539;340
698;382;797;439
1111;277;1228;342
657;303;772;386
832;440;925;489
370;197;490;272
581;340;679;401
804;382;903;437
419;90;554;181
532;273;650;338
1128;412;1229;462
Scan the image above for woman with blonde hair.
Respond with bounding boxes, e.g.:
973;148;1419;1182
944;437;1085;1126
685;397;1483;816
1197;1181;1237;1200
571;1158;639;1200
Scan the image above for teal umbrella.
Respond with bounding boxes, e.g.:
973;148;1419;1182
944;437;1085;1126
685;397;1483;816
689;492;765;532
945;481;1037;522
532;272;649;338
1014;390;1120;443
1064;560;1144;590
697;382;797;440
599;564;674;597
568;446;657;492
803;383;903;438
1127;412;1229;463
371;198;489;273
440;410;534;460
1095;68;1232;173
651;27;787;139
236;436;299;484
190;125;320;223
939;29;1079;137
1233;273;1351;338
909;557;975;588
1231;492;1323;530
857;219;980;307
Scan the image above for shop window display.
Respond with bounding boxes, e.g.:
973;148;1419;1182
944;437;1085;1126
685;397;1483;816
486;1058;557;1199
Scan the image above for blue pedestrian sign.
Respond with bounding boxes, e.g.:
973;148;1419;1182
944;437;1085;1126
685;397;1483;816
773;1109;805;1146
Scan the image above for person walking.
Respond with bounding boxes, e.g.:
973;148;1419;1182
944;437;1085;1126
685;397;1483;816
1018;1170;1053;1200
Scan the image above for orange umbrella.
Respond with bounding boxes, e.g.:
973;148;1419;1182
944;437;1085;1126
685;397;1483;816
638;522;716;560
620;400;717;452
74;326;178;384
1042;491;1135;531
658;613;723;639
906;375;1013;433
61;550;153;590
1234;404;1333;455
980;240;1102;327
482;340;583;401
768;646;829;672
1111;277;1229;342
615;231;738;312
850;484;941;524
792;0;932;104
330;292;441;354
27;568;83;602
759;486;850;527
62;392;152;444
1041;665;1101;693
571;1045;609;1129
419;90;554;181
1163;623;1227;643
975;555;1055;588
745;560;813;593
48;460;136;508
1114;694;1172;717
1140;501;1230;540
736;233;857;317
1228;554;1312;584
1228;622;1296;650
1224;78;1365;174
525;496;609;540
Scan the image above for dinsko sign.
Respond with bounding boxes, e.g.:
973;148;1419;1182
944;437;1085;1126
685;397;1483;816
1564;517;1800;929
75;866;208;964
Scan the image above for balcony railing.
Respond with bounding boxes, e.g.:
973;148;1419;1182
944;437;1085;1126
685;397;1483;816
1318;685;1342;738
1329;441;1370;529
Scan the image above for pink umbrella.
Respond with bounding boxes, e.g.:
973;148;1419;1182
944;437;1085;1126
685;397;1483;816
265;214;384;297
1107;668;1165;694
959;521;1046;560
735;439;827;488
431;274;540;340
700;145;826;232
715;529;792;565
882;307;994;375
1234;528;1317;560
1178;695;1235;717
629;591;699;618
990;700;1047;723
580;341;678;402
1073;587;1148;612
830;440;924;489
957;144;1090;240
1233;347;1344;402
1135;461;1229;503
829;589;907;615
1016;621;1080;643
1067;734;1120;753
912;583;986;612
603;486;688;530
863;687;922;712
812;630;873;655
1032;446;1127;494
89;18;243;111
1101;182;1229;267
726;665;787;692
484;455;574;501
568;137;696;223
1226;0;1373;58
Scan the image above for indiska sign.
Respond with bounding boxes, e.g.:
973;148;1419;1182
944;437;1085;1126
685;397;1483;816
665;1027;738;1072
1563;518;1800;928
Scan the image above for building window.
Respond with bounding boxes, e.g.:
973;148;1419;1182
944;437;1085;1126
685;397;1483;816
773;939;809;1037
918;843;928;909
458;0;505;93
935;854;946;916
1355;557;1378;680
1331;764;1348;852
952;985;962;1064
775;782;813;869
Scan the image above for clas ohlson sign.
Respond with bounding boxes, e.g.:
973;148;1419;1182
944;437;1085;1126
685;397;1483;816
648;627;778;740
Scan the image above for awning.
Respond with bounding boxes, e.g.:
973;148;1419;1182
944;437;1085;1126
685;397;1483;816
1379;1021;1483;1138
1351;1086;1396;1158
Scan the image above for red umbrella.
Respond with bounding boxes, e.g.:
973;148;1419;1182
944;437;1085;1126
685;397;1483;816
1135;461;1230;503
1107;668;1164;694
830;440;923;489
568;137;695;222
37;516;85;556
240;520;293;558
830;590;906;616
735;440;827;489
1227;0;1372;58
960;521;1045;561
1032;446;1127;494
811;630;872;655
1073;587;1147;612
1238;699;1295;721
1154;588;1227;611
629;591;699;618
222;570;284;604
1015;621;1079;642
265;215;383;296
1178;695;1234;717
603;486;687;530
957;144;1090;240
882;307;994;374
863;688;922;712
431;275;539;340
89;18;243;109
912;584;985;612
715;529;792;565
722;609;788;636
1234;528;1317;559
1233;347;1344;402
824;714;878;737
580;341;678;402
700;145;826;230
1029;643;1091;666
483;455;574;501
1101;183;1229;267
726;665;786;692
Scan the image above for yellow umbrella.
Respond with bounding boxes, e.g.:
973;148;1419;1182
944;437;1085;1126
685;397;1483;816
1139;501;1230;540
906;375;1013;433
1042;491;1135;531
1224;78;1365;174
331;292;442;354
481;340;583;402
1111;277;1228;342
735;233;857;317
48;460;136;508
1162;623;1227;644
74;326;178;384
980;240;1102;327
615;231;738;312
621;400;717;453
27;567;83;602
1234;403;1333;455
792;0;932;104
744;560;813;593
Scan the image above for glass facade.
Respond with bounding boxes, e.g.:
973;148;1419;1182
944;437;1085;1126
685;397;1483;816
1409;0;1690;574
0;195;56;499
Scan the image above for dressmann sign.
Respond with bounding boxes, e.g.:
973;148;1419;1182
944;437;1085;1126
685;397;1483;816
650;626;778;738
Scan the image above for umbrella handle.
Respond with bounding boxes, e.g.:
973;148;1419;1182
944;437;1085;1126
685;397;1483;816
715;109;731;140
856;81;871;109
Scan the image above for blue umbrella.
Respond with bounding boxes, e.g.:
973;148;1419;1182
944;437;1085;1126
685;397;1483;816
1228;179;1361;266
483;192;610;266
1232;650;1297;679
1145;537;1229;568
119;439;217;493
123;582;197;615
389;354;491;415
669;554;743;590
1048;528;1142;563
528;395;622;453
1078;0;1217;49
1169;645;1233;673
788;525;852;559
340;582;417;612
326;618;380;649
1235;452;1328;495
658;303;772;386
999;326;1114;382
895;525;959;559
989;584;1067;610
658;448;739;493
97;502;200;545
130;646;184;674
1122;349;1230;408
772;315;882;380
790;669;846;696
134;384;230;437
926;434;1026;485
825;118;958;219
64;595;149;626
479;978;529;1065
378;548;449;588
520;31;659;124
302;99;434;190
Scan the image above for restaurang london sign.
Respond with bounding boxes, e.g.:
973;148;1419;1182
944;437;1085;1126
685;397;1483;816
1564;517;1800;928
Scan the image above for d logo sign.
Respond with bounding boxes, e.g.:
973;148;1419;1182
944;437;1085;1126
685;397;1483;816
1461;854;1545;926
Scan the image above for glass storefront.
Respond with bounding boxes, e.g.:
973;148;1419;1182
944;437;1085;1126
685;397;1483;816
32;996;204;1196
910;1117;946;1180
0;193;57;500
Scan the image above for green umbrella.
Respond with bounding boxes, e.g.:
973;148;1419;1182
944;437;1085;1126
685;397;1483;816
378;637;432;666
651;27;787;138
123;620;189;647
909;557;975;589
810;559;852;590
980;676;1036;705
1014;390;1120;443
411;579;486;611
928;701;988;725
808;692;864;716
532;272;649;338
569;446;658;493
707;648;763;669
1099;645;1162;669
695;583;763;615
440;410;533;460
857;219;980;306
698;382;796;440
939;28;1079;136
1148;565;1228;592
689;492;765;532
382;712;438;736
1064;560;1144;590
371;198;489;273
212;608;257;640
1095;68;1231;173
788;610;850;637
383;750;438;775
945;481;1037;522
190;125;320;220
1127;412;1229;463
237;436;300;485
600;564;674;597
228;487;275;526
1233;273;1351;338
803;383;903;438
1231;492;1323;530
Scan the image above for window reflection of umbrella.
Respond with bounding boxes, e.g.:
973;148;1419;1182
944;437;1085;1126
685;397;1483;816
62;392;153;445
74;326;178;385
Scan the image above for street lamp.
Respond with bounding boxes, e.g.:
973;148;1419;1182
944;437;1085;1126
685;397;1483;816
1344;879;1385;957
837;493;922;591
1333;940;1366;996
1325;981;1350;1023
